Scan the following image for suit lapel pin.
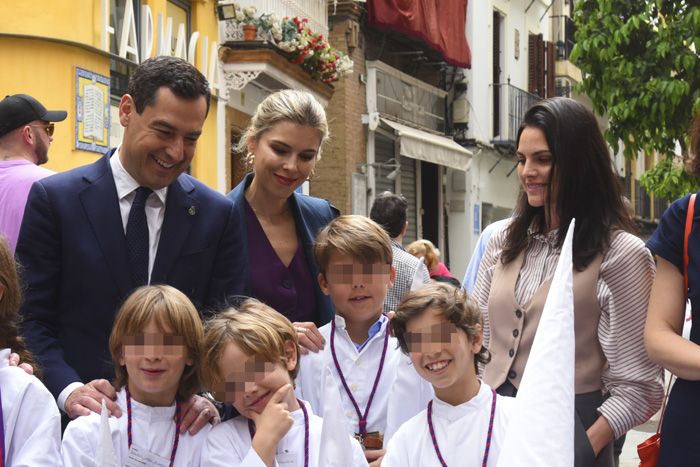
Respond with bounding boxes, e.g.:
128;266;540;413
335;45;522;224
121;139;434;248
188;206;197;216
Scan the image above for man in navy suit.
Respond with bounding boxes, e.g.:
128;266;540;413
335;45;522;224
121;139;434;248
17;56;240;431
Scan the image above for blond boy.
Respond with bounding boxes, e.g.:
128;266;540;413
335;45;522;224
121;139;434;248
201;299;366;466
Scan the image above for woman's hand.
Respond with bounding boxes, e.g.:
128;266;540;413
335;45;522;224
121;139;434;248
586;417;615;457
292;322;325;354
645;257;700;379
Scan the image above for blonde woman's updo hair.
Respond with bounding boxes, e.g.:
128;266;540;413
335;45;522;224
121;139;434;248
237;89;329;162
406;239;440;271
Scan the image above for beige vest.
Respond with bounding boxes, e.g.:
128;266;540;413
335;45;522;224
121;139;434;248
483;249;606;394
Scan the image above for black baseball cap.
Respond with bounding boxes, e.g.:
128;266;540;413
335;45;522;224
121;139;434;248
0;94;67;137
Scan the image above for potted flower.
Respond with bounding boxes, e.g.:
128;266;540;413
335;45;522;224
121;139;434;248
239;5;259;40
217;1;259;40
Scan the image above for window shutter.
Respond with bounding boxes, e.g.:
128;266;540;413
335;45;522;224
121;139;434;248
528;34;545;97
528;34;537;94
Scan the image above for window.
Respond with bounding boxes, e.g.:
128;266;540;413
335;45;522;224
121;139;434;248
528;33;555;98
166;0;192;57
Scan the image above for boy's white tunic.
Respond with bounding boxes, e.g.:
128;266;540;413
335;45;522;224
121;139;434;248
0;348;61;467
202;400;367;466
62;388;210;467
382;382;513;467
295;315;431;440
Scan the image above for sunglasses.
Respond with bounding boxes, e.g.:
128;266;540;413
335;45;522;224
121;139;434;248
29;123;55;137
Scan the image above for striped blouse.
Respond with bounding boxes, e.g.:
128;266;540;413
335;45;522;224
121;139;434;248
472;226;664;438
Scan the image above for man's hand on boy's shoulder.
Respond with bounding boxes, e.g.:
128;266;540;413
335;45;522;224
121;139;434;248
65;379;121;419
293;322;325;354
8;352;34;375
180;394;220;434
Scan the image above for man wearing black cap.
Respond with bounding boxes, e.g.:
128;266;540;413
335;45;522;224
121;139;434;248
0;94;67;253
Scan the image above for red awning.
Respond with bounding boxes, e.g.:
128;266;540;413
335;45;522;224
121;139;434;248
368;0;471;69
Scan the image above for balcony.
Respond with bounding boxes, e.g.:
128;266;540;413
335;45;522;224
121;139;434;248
551;14;582;84
224;0;328;37
217;0;344;106
368;60;447;133
550;15;575;61
219;44;334;106
491;82;541;151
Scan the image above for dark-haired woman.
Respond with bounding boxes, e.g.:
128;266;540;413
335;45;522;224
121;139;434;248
645;111;700;466
473;97;663;466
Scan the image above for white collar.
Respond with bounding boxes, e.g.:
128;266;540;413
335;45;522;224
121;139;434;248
432;381;492;422
333;313;387;332
290;399;314;426
110;148;168;205
117;387;177;422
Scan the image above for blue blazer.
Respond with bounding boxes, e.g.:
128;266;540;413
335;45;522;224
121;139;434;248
227;173;339;326
17;152;242;398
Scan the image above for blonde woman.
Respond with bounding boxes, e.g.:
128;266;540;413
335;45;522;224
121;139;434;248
227;90;338;353
406;239;453;278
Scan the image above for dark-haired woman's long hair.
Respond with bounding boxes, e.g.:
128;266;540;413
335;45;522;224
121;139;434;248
0;236;41;378
501;97;636;271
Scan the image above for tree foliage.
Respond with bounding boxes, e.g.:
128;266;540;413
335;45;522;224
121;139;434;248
570;0;700;200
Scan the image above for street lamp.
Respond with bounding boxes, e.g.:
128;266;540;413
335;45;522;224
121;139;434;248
217;1;236;21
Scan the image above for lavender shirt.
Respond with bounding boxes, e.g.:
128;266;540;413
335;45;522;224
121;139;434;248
245;200;318;323
0;160;54;253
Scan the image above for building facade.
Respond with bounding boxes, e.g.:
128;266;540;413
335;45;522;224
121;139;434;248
0;0;225;188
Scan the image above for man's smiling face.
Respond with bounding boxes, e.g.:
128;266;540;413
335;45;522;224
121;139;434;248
118;87;207;189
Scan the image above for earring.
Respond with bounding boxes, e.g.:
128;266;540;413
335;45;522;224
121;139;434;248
307;167;316;181
244;152;255;172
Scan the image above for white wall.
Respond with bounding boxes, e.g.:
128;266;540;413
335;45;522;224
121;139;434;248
449;0;548;280
448;148;520;281
465;0;549;144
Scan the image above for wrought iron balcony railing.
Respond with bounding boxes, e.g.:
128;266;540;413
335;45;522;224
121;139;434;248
229;0;328;37
491;82;541;150
550;15;576;61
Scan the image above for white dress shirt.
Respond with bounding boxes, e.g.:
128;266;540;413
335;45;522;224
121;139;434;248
57;150;169;412
295;314;431;442
382;382;514;467
0;348;61;467
202;400;367;466
110;148;168;281
62;388;210;467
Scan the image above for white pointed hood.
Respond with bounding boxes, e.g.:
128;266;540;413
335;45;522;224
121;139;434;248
318;365;356;465
96;399;118;467
497;219;576;467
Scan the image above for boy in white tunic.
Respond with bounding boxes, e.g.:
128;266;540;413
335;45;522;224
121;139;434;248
383;282;514;467
62;285;210;467
0;236;61;466
200;299;367;467
296;215;432;465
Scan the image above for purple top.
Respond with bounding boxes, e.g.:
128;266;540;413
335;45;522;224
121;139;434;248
245;199;318;323
0;160;54;253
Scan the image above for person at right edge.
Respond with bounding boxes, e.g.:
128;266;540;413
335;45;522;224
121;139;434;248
646;111;700;467
472;97;663;467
